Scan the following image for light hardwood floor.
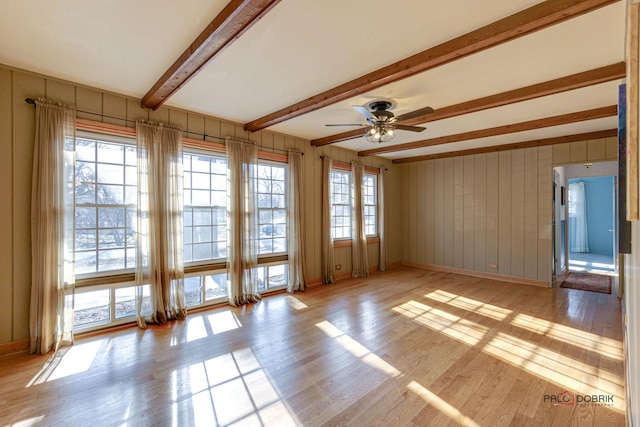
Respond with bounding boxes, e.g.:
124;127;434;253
0;267;625;426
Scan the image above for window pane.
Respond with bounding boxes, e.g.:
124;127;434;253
98;229;125;249
99;249;125;271
268;264;287;289
193;209;212;226
191;156;210;173
97;143;124;164
97;163;124;185
185;276;202;306
256;267;267;292
74;289;110;327
76;230;97;250
76;139;95;161
192;172;210;190
125;166;136;185
125;146;137;166
97;184;124;204
192;190;210;205
193;243;212;260
115;287;136;319
205;273;227;300
209;190;223;207
76;251;97;274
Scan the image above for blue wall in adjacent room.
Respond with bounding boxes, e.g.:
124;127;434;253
570;176;614;256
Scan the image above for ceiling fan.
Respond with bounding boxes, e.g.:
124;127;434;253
326;100;435;143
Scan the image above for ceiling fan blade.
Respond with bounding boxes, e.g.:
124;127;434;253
352;105;376;121
395;106;435;122
325;123;368;127
395;124;426;132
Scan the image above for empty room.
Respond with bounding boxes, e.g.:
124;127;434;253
1;1;640;426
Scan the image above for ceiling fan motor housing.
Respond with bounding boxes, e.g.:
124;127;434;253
368;100;394;122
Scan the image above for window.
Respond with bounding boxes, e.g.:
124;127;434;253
256;263;288;293
184;270;228;306
183;152;228;263
73;134;292;330
330;170;352;239
74;284;150;328
74;134;137;275
257;163;287;255
330;168;379;240
363;174;377;236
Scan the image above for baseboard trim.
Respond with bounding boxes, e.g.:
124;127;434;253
0;338;29;358
401;261;550;288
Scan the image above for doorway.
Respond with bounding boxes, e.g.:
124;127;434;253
567;176;616;274
552;161;618;282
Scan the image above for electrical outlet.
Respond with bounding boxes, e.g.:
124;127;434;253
335;264;342;270
489;263;498;269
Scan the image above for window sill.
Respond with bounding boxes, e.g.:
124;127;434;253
333;236;380;248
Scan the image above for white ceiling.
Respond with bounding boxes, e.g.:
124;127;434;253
0;0;626;160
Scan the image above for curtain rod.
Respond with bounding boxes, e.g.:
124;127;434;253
319;155;387;171
24;97;301;156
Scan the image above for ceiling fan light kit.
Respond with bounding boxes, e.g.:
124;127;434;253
365;123;395;143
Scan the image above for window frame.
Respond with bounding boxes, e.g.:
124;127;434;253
329;163;381;246
330;168;353;241
74;131;138;280
182;148;229;266
256;160;288;257
363;173;378;238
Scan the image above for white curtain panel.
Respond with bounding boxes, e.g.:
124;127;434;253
569;181;589;253
351;163;369;278
321;157;335;283
135;121;186;327
30;98;76;354
378;168;387;272
287;150;306;292
226;138;261;306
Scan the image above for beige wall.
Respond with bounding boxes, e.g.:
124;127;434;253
624;225;640;426
0;64;403;346
399;137;618;284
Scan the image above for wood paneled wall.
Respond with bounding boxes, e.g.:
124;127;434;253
400;137;617;285
0;65;401;346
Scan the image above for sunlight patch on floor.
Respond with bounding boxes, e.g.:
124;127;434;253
392;301;488;346
406;380;480;427
315;320;401;377
315;320;476;426
284;295;308;310
207;310;242;334
510;313;623;359
9;416;45;427
27;340;103;386
482;332;624;410
424;289;512;321
392;291;626;413
186;316;208;342
186;347;299;426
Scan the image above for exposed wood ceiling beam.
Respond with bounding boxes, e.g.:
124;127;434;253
358;105;617;157
311;62;625;146
244;0;621;132
392;129;617;163
141;0;281;110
